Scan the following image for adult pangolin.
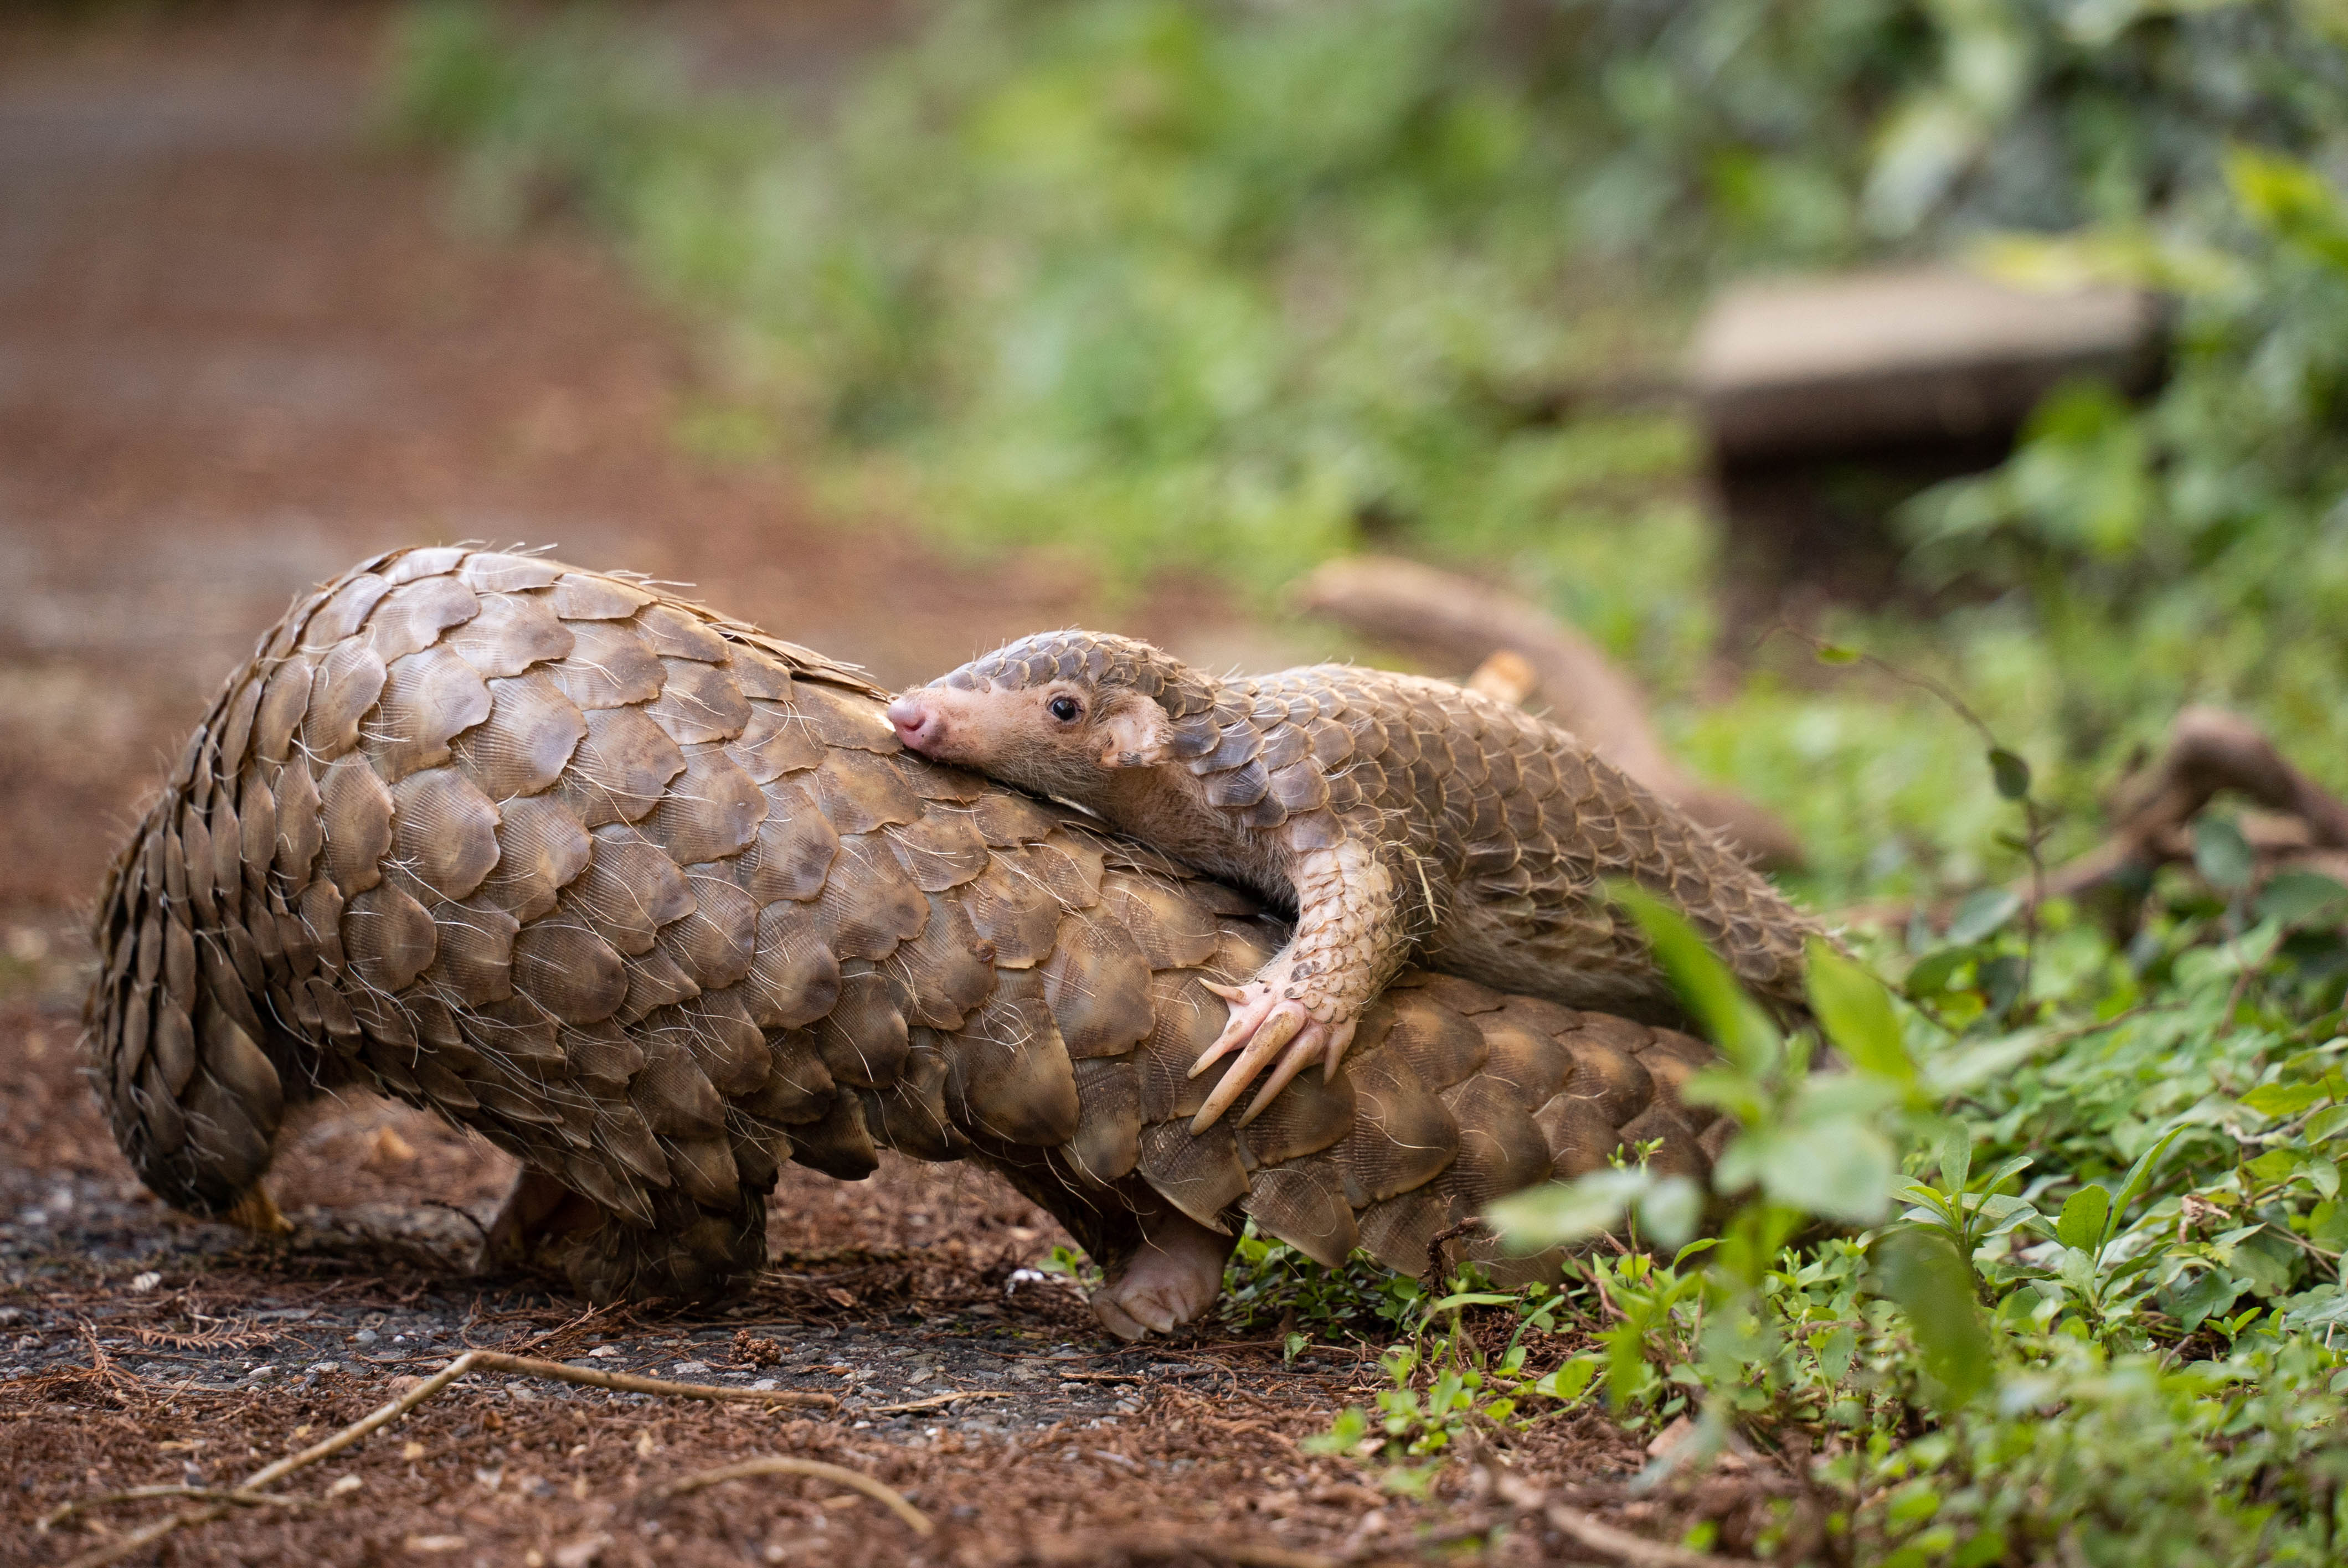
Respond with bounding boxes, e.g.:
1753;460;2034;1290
89;548;1736;1338
886;632;1816;1129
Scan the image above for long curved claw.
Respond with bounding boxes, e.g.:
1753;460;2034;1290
1188;981;1282;1078
1235;1015;1358;1128
1188;1003;1306;1133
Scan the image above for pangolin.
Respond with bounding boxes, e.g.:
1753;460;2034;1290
886;632;1816;1128
87;548;1732;1339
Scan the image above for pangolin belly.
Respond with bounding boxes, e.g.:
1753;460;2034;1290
86;548;1727;1305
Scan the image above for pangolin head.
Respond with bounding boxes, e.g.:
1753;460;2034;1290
886;630;1222;801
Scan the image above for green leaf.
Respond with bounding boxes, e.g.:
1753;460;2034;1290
1981;1153;2033;1192
2245;1148;2302;1183
1610;883;1781;1072
2254;869;2348;927
2231;1231;2299;1298
2193;816;2254;893
2056;1184;2111;1252
1938;1126;1974;1193
1987;747;2032;801
1806;940;1915;1085
1300;1406;1369;1455
2242;1081;2330;1118
1814;643;1861;665
2168;1268;2244;1333
1872;1230;1991;1407
1529;1355;1600;1403
2106;1126;2187;1246
1727;1122;1898;1224
1487;1168;1648;1248
1946;889;2022;946
1635;1176;1703;1250
1906;945;1978;998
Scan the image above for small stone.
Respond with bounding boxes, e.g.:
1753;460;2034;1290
129;1272;162;1294
670;1361;709;1376
749;1379;779;1391
352;1329;379;1347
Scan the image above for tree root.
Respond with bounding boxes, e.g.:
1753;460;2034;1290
1294;555;1805;869
1853;706;2348;934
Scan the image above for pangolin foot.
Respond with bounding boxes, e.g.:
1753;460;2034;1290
220;1185;294;1237
1091;1206;1234;1341
1189;978;1358;1132
478;1168;599;1274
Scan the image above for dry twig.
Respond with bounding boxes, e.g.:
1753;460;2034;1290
656;1456;933;1535
458;1349;838;1409
40;1486;311;1529
865;1388;1019;1415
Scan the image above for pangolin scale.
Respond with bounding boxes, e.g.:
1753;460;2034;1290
86;548;1731;1323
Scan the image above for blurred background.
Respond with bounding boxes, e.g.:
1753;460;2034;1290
3;0;2345;943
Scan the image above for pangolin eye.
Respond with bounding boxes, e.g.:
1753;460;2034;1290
1048;695;1082;724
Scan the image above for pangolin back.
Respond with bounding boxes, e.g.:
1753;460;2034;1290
87;548;1731;1302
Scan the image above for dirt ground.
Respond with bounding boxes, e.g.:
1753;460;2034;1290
0;8;1777;1565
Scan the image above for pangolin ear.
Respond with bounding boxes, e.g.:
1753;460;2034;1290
1096;699;1173;769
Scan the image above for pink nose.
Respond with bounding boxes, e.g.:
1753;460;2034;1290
887;694;943;754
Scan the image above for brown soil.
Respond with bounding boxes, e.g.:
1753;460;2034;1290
0;7;1782;1564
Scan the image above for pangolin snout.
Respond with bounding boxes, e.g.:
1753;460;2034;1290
887;693;945;754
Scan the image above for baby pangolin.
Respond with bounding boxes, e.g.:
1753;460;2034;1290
887;632;1817;1129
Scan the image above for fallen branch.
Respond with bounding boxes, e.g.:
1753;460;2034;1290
1850;706;2348;931
656;1456;933;1535
49;1349;840;1567
1294;556;1804;868
865;1388;1020;1414
457;1349;838;1409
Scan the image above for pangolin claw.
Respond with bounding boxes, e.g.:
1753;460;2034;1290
1235;1013;1358;1128
1188;978;1363;1132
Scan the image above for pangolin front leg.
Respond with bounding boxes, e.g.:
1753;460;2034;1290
1188;838;1410;1131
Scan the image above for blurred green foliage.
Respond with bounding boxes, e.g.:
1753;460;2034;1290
390;0;2348;907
